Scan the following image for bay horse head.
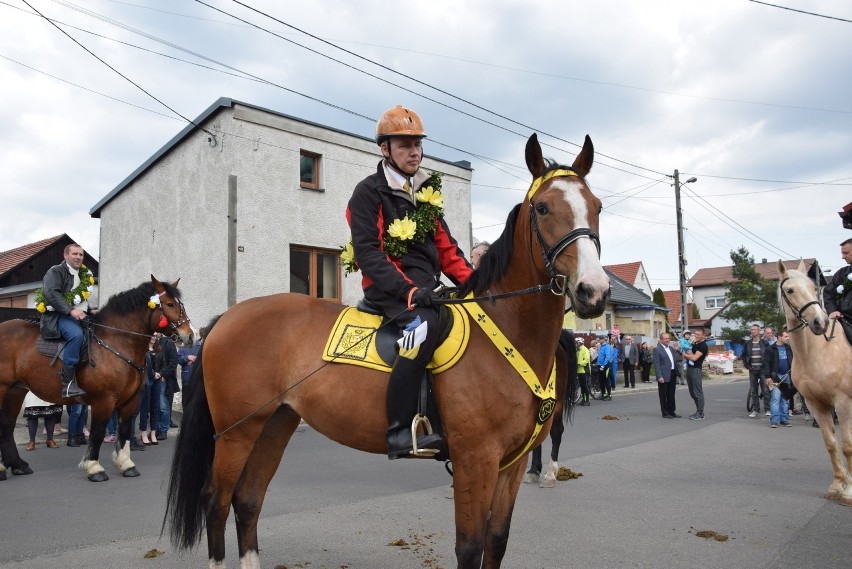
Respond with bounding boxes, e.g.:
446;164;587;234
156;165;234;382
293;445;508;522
524;133;610;318
777;260;829;335
149;275;194;346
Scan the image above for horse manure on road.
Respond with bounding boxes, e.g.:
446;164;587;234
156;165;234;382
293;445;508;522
694;529;729;542
556;467;583;481
388;538;409;547
143;549;165;558
600;414;620;420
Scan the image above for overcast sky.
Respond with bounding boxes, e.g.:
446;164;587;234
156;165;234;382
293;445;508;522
2;0;850;292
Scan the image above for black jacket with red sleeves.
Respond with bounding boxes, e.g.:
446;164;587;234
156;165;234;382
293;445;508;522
346;161;472;301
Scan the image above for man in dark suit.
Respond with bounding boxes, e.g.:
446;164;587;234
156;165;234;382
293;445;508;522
621;335;639;388
652;333;680;418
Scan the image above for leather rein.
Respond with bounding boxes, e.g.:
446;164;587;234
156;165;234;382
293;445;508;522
86;294;191;373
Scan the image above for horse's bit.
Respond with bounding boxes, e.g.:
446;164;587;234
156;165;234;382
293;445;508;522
527;168;601;294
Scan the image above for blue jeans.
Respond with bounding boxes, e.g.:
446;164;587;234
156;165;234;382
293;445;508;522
157;379;171;433
139;378;162;432
58;316;84;366
106;410;119;436
137;377;153;431
66;403;88;436
770;386;790;425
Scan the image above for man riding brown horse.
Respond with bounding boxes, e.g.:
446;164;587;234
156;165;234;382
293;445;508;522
39;243;92;398
346;105;473;459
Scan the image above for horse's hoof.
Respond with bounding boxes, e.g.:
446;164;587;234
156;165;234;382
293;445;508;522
122;467;140;478
88;471;110;482
825;489;842;501
12;465;34;476
522;472;539;484
539;477;556;489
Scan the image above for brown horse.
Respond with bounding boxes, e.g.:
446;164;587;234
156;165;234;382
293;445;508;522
0;276;192;482
164;133;610;568
777;260;852;505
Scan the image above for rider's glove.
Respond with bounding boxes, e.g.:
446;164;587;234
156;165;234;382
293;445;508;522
409;287;438;308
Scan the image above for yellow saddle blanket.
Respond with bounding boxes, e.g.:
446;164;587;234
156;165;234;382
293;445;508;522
321;304;470;374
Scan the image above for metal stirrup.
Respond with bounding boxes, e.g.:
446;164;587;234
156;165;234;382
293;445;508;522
409;414;440;457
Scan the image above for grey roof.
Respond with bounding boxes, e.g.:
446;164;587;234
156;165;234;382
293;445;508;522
89;97;472;218
606;268;668;311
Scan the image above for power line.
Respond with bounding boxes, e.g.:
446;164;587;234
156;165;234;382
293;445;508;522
24;0;213;136
201;0;667;179
749;0;852;24
681;186;796;260
0;52;181;120
681;172;852;185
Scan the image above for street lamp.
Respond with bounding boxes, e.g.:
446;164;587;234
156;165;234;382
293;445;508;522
674;170;697;334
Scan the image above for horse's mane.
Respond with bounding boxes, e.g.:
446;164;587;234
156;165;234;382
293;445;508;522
95;281;182;320
458;204;522;297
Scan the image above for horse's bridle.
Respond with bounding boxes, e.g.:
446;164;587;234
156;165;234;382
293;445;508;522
779;276;822;332
527;169;602;293
151;290;191;340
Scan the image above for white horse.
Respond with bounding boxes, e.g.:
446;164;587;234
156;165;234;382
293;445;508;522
777;260;852;505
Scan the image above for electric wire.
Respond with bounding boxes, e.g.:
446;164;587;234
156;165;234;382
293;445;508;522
199;0;666;180
22;0;214;136
749;0;852;24
681;186;796;260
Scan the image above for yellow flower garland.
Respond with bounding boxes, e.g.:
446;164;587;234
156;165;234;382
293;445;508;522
34;264;96;313
341;172;445;275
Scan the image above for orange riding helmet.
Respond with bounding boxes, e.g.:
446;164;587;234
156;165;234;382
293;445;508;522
375;105;426;145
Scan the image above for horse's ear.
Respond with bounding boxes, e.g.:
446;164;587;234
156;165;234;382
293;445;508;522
171;278;181;289
777;260;787;277
525;133;546;178
796;259;806;273
151;275;165;291
571;135;594;178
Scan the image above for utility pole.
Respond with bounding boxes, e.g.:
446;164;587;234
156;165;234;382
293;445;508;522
674;170;697;334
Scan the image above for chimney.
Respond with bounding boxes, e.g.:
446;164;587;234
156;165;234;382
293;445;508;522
761;258;767;263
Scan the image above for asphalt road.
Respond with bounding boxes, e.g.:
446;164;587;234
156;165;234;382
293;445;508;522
2;376;850;568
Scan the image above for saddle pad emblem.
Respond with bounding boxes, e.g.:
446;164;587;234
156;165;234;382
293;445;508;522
322;305;469;374
333;324;376;361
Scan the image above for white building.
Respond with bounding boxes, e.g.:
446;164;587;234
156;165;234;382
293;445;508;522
90;98;473;328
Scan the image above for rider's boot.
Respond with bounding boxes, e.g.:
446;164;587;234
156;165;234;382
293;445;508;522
60;364;86;398
386;356;443;460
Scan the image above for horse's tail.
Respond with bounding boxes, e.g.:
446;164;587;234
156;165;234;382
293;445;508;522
162;315;221;549
558;329;578;425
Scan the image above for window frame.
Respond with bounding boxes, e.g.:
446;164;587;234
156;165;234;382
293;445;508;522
299;150;321;191
289;245;341;302
704;295;726;309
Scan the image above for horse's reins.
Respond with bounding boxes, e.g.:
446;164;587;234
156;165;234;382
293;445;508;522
779;276;837;341
82;292;192;373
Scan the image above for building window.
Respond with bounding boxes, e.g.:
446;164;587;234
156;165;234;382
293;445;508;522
290;246;340;300
0;295;28;308
705;295;726;309
300;151;321;190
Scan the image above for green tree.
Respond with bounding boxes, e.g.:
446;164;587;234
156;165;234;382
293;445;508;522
719;246;785;343
692;303;700;320
653;288;666;307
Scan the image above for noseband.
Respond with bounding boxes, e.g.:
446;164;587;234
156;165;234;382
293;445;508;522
152;290;191;339
527;169;602;291
778;276;821;332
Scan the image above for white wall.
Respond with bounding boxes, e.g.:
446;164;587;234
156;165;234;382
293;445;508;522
97;104;473;329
